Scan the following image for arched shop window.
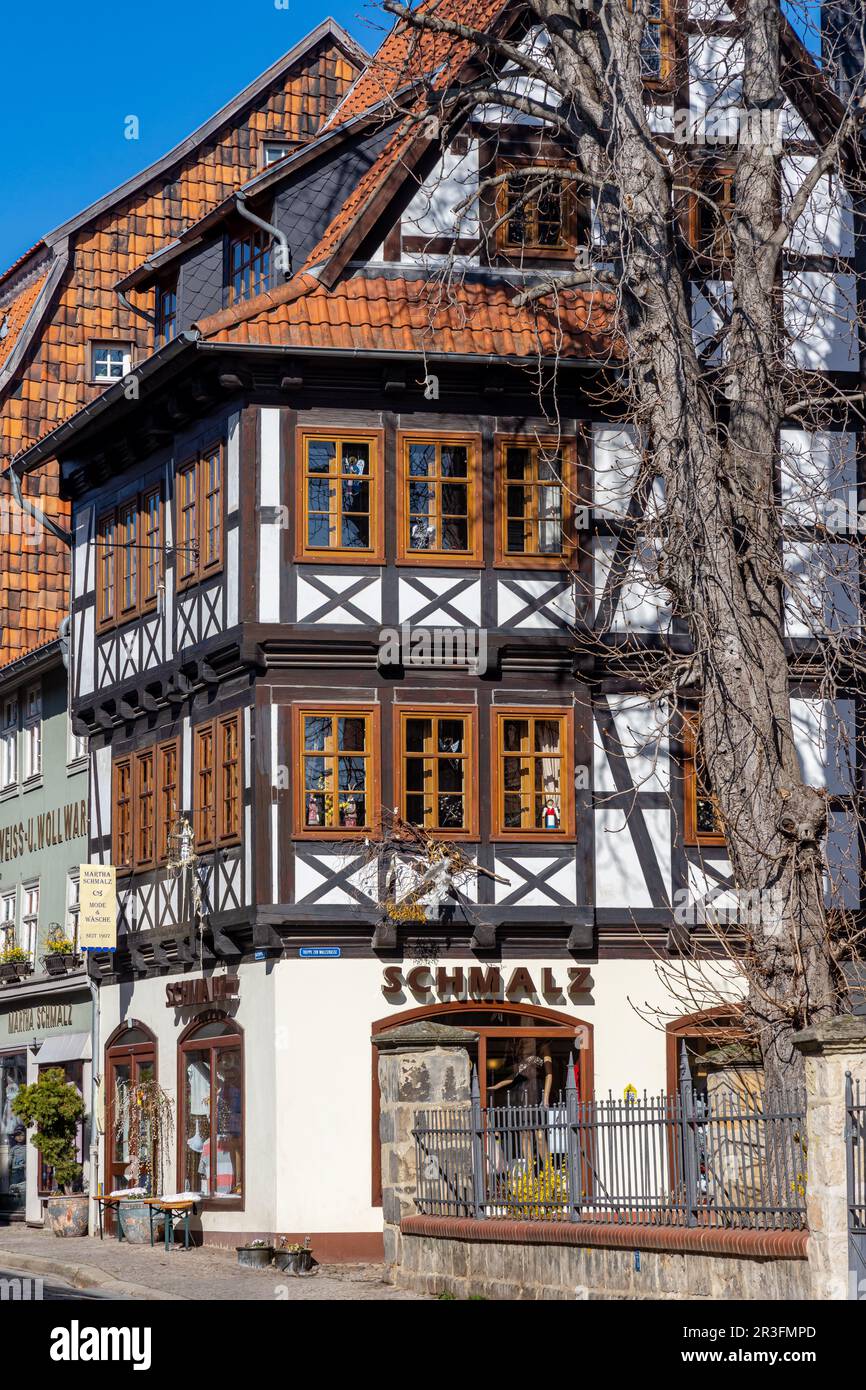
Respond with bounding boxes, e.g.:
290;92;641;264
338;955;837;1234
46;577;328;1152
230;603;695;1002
665;1008;759;1104
105;1023;157;1198
370;1002;593;1207
178;1015;243;1205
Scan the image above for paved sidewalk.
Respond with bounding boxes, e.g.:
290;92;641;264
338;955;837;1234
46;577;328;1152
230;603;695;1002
0;1225;426;1300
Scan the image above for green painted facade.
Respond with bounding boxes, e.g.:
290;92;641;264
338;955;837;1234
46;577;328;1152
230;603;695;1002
0;645;88;963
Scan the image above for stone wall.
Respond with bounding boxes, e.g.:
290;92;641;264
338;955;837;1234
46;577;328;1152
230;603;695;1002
396;1223;811;1301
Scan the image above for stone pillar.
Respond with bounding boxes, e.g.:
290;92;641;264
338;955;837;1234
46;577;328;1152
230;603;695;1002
793;1014;866;1300
373;1021;476;1279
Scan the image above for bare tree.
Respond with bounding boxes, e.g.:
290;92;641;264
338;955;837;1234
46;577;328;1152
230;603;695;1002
362;0;866;1087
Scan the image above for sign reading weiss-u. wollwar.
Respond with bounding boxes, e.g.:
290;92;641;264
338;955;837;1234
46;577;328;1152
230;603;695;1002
78;865;117;950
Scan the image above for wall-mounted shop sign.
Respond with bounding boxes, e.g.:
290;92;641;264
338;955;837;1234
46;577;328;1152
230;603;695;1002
0;996;91;1044
381;965;592;1004
165;976;240;1008
78;865;117;950
0;799;88;863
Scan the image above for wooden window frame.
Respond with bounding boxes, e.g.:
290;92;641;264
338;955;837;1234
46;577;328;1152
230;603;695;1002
493;158;582;263
155;282;178;347
396;431;483;566
177;1013;244;1210
630;0;676;89
157;737;181;864
96;510;117;631
141;487;163;610
294;429;385;564
394;704;479;840
491;706;575;842
688;162;736;269
114;736;182;872
113;755;133;872
96;490;163;629
194;712;243;851
682;711;726;847
176;446;224;591
292;703;381;840
494;433;578;568
227;229;270;305
133;748;156;871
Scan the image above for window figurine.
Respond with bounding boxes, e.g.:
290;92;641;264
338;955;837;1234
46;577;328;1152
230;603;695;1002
306;792;321;826
542;797;560;830
341;797;358;828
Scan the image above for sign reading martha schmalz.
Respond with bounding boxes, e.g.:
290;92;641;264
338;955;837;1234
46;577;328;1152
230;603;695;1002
78;865;117;950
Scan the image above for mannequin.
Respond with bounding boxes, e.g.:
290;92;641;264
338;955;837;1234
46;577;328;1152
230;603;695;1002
488;1037;554;1168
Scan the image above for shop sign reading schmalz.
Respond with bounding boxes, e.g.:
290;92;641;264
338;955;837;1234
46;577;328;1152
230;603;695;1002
0;799;88;863
382;965;591;1002
165;976;240;1008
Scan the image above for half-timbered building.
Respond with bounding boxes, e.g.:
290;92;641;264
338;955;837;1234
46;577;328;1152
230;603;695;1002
5;2;863;1254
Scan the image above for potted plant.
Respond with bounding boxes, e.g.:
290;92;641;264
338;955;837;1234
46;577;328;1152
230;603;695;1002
236;1238;274;1269
112;1078;174;1242
273;1234;315;1275
12;1068;88;1236
0;943;33;983
42;928;81;977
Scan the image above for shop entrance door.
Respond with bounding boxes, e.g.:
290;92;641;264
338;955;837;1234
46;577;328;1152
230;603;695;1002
105;1028;156;1227
0;1051;28;1220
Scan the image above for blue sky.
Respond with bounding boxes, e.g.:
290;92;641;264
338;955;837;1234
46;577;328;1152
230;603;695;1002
0;1;379;268
0;1;825;271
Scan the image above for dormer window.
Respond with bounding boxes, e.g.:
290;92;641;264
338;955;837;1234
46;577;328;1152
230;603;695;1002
261;138;297;168
155;282;178;346
494;160;585;263
91;342;132;382
227;230;270;305
630;0;675;84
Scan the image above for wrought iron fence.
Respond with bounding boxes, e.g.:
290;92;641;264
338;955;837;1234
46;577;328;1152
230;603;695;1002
414;1067;807;1230
845;1071;866;1299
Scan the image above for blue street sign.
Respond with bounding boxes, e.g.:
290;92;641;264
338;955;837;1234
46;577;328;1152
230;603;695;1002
299;947;342;959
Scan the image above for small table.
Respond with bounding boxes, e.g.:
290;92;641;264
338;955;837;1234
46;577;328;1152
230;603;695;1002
95;1195;133;1242
144;1197;199;1250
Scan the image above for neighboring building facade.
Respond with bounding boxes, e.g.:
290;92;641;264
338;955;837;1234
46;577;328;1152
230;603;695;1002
5;2;863;1255
0;19;365;1228
0;639;89;1222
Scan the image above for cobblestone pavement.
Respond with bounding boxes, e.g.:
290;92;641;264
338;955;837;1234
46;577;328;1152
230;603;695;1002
0;1226;428;1300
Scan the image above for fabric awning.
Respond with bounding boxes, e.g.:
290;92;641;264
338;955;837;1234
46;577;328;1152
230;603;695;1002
36;1032;92;1064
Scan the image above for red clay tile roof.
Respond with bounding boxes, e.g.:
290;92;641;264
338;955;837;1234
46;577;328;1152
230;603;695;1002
0;272;49;371
308;0;511;278
327;0;510;125
196;271;617;360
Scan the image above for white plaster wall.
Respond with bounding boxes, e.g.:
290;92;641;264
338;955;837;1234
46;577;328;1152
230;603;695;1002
99;962;275;1234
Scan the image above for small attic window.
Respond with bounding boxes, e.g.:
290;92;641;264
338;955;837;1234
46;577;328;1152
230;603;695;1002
91;342;132;382
261;138;297;169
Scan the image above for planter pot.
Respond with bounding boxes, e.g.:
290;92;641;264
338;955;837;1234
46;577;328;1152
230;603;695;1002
42;953;80;977
45;1195;89;1237
118;1200;164;1245
0;961;33;983
273;1248;314;1275
236;1245;274;1269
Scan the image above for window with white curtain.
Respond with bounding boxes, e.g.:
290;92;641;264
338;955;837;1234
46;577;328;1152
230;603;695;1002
23;684;41;780
0;697;17;790
21;882;39;960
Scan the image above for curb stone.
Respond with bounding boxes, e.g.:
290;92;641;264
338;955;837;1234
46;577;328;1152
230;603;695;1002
0;1248;187;1300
